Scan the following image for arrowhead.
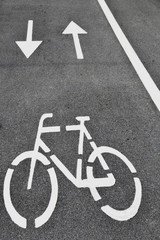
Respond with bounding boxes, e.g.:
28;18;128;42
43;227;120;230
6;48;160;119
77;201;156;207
62;21;87;35
16;40;42;58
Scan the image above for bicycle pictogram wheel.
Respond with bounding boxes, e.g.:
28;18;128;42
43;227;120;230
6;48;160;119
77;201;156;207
86;146;142;221
3;151;58;229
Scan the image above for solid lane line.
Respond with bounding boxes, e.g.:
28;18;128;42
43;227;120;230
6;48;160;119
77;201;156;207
97;0;160;111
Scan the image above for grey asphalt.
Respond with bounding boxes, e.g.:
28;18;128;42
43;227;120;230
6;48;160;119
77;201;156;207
0;0;160;239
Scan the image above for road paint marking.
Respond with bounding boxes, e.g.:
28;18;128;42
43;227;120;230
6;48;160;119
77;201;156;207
4;114;142;228
101;177;142;221
16;20;43;59
97;0;160;111
63;21;87;59
3;169;27;229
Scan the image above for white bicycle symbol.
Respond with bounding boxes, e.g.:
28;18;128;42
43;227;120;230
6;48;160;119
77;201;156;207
3;114;142;229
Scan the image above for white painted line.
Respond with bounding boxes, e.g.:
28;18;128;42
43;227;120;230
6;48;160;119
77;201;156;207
16;20;43;59
63;21;87;59
35;167;58;228
101;177;142;221
3;169;27;228
26;20;33;42
97;0;160;111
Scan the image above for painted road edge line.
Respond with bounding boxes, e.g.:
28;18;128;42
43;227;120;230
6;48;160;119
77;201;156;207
97;0;160;111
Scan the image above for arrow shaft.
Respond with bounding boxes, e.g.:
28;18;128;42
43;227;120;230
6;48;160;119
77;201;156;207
73;34;84;59
26;20;33;42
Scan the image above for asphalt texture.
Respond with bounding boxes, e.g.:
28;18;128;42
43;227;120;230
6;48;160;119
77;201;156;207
0;0;160;239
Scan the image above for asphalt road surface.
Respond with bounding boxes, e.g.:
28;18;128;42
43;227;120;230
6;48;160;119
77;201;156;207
0;0;160;239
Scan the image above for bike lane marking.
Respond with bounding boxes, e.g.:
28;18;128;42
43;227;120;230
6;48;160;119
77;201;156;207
62;21;87;59
97;0;160;112
1;0;158;234
16;20;43;59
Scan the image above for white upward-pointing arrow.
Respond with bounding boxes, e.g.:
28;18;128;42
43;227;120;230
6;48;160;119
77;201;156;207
16;20;43;59
63;21;87;59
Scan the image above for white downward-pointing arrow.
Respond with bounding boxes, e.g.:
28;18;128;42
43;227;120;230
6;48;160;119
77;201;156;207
16;20;43;59
63;21;87;59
